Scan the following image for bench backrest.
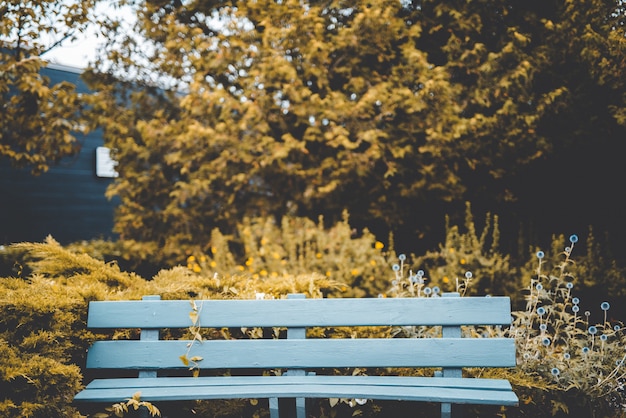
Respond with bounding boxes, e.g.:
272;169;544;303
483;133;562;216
85;294;516;373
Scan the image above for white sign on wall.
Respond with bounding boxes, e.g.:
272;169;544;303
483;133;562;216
95;147;119;178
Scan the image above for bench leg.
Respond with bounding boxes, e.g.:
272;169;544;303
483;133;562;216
295;397;305;418
441;403;451;418
442;402;463;418
269;397;280;418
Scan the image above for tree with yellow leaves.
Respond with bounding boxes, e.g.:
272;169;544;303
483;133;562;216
84;0;626;262
0;1;104;174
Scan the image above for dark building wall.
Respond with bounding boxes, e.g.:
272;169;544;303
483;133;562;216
0;63;118;245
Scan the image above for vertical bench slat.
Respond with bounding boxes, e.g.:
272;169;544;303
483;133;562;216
138;295;160;418
286;294;307;418
441;293;463;418
138;295;161;379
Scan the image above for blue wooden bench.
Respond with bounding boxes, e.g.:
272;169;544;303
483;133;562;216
74;293;518;417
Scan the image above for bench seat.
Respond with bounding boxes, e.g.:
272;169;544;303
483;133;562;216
76;375;518;405
74;293;518;417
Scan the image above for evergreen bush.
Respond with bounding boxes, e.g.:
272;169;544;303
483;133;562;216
0;237;336;418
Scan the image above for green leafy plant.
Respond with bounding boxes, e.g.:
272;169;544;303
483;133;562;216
184;213;395;297
389;233;626;417
95;392;161;418
503;234;626;416
408;202;520;301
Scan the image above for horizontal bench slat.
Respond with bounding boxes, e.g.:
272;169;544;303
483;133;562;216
79;375;514;392
87;297;512;328
86;338;516;369
75;377;519;406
